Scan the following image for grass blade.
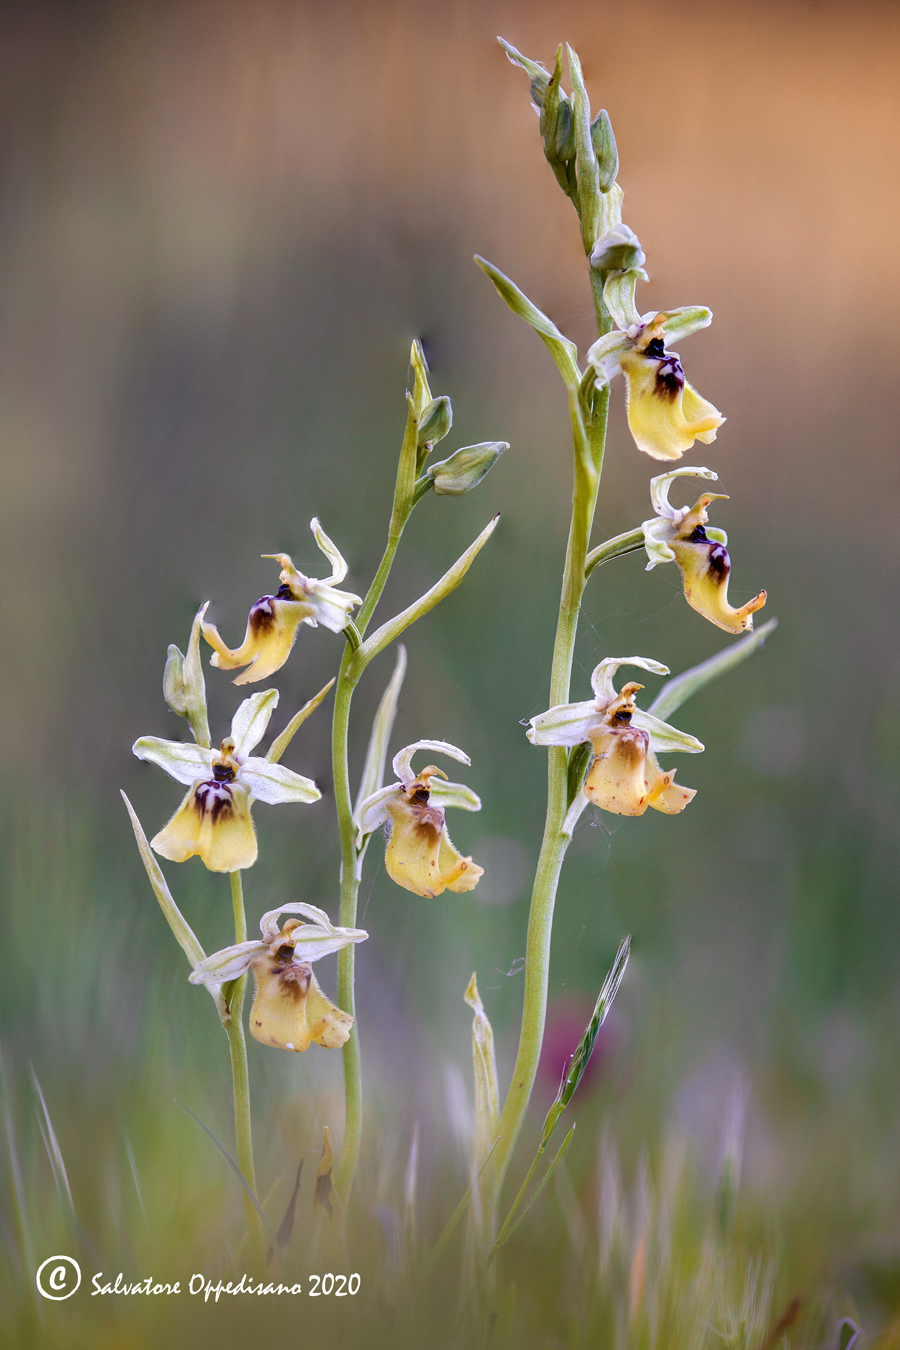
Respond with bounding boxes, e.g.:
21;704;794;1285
174;1098;281;1264
647;618;778;722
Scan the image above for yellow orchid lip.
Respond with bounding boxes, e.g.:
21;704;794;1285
384;768;484;898
200;521;361;685
248;922;354;1051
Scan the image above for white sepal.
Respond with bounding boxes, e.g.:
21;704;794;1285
304;581;362;633
260;901;339;937
230;689;279;758
354;785;396;843
590;657;669;706
310;517;349;586
631;709;705;754
641;518;677;570
240;758;321;805
189;940;266;986
526;698;600;747
429;779;482;812
132;737;213;786
603;268;647;330
586;331;630;387
659;306;713;344
649;466;719;519
392;740;471;785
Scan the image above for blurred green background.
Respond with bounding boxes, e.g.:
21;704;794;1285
2;0;900;1343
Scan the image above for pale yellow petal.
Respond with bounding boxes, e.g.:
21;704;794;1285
671;539;767;635
151;780;257;872
383;798;483;897
645;751;696;815
248;956;313;1051
584;725;651;815
201;598;313;684
621;350;724;461
306;972;354;1049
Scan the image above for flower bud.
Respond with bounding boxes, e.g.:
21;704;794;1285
590;109;618;191
416;396;453;448
590;223;645;274
163;644;188;716
428;442;507;496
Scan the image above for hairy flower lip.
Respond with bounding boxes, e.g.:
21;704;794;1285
527;657;703;817
133;690;321;873
355;740;484;897
586;266;724;461
200;518;361;685
641;467;767;633
188;903;367;1052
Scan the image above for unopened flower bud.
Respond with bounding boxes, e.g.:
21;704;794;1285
590;223;645;275
429;442;507;496
590;109;618;191
417;396;453;448
163;644;188;716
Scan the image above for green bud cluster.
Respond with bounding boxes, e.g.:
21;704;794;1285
499;38;618;250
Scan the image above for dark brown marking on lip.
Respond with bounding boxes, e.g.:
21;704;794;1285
613;727;650;764
194;781;236;823
654;354;684;400
707;543;731;579
249;597;277;635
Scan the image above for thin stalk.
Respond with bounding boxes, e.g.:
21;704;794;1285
333;496;414;1205
225;870;265;1269
333;655;364;1205
490;262;611;1204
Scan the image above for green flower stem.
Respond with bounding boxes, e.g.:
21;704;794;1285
224;869;265;1270
332;655;364;1207
333;500;414;1207
490;269;611;1208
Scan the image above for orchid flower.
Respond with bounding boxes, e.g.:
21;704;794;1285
356;740;484;897
528;658;704;816
189;903;367;1051
587;252;724;461
133;689;320;872
642;467;767;633
201;518;361;685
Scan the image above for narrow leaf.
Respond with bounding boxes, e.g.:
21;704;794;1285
354;645;407;816
464;975;500;1173
121;792;226;1023
647;618;778;722
314;1126;338;1220
174;1099;282;1262
266;680;335;763
490;1125;576;1258
475;256;581;388
348;516;499;677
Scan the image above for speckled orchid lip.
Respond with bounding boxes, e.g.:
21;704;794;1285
133;688;321;873
355;740;484;897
